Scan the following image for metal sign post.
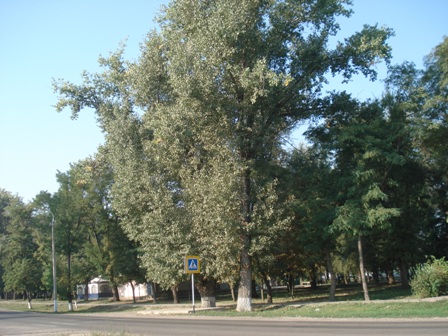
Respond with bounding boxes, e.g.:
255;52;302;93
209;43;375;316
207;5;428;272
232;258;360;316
184;255;200;313
191;273;195;313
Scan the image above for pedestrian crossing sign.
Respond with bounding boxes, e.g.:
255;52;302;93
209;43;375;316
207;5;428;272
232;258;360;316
185;255;200;274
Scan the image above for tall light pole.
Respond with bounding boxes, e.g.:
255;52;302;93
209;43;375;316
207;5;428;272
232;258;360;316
49;211;58;313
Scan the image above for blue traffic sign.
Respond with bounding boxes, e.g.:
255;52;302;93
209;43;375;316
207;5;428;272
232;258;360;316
185;255;200;274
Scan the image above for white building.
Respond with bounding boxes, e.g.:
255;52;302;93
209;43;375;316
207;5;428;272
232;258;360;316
76;276;152;301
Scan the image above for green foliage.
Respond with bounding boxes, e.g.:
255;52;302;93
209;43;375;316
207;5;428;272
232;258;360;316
51;153;146;301
3;258;42;294
0;194;43;298
410;257;448;298
52;0;397;311
3;38;448;308
0;189;16;296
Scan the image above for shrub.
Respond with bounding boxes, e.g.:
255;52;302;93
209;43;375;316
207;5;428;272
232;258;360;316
410;256;448;298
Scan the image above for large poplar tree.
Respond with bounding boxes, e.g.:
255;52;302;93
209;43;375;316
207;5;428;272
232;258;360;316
54;0;393;311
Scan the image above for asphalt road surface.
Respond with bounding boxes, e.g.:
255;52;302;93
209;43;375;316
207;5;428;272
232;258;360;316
1;310;448;335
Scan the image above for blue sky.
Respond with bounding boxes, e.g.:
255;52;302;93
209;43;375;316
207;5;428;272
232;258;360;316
0;0;447;202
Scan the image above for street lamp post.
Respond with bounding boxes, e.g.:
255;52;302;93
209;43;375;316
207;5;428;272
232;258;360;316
49;211;58;313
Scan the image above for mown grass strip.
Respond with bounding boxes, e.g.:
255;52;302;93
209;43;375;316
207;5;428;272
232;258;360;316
1;284;447;318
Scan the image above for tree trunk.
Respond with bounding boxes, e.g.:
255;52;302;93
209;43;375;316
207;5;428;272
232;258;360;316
310;273;318;290
67;253;73;312
171;285;180;304
261;272;273;304
236;234;252;312
325;252;337;302
26;291;32;309
151;282;157;303
196;277;216;308
386;268;395;284
230;283;236;302
372;268;380;283
399;261;410;289
84;280;89;301
236;162;253;312
130;281;136;303
73;294;78;309
112;283;120;301
289;273;295;298
357;234;370;301
251;279;259;299
67;291;73;312
287;272;294;297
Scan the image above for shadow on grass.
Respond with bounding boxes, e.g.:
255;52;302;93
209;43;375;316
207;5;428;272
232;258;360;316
76;305;142;314
67;300;155;314
253;304;288;312
256;283;412;305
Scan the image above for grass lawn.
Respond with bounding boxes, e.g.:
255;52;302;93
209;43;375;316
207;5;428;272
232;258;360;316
197;300;448;318
195;283;448;318
0;298;145;314
0;283;447;318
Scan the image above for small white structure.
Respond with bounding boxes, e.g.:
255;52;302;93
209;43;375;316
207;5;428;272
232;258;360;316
118;281;152;300
77;277;151;301
77;276;112;300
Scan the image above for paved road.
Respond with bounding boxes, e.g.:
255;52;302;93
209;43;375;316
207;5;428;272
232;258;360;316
1;310;448;335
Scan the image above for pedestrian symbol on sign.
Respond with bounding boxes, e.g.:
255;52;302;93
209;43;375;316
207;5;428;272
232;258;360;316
189;259;198;270
184;255;200;274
